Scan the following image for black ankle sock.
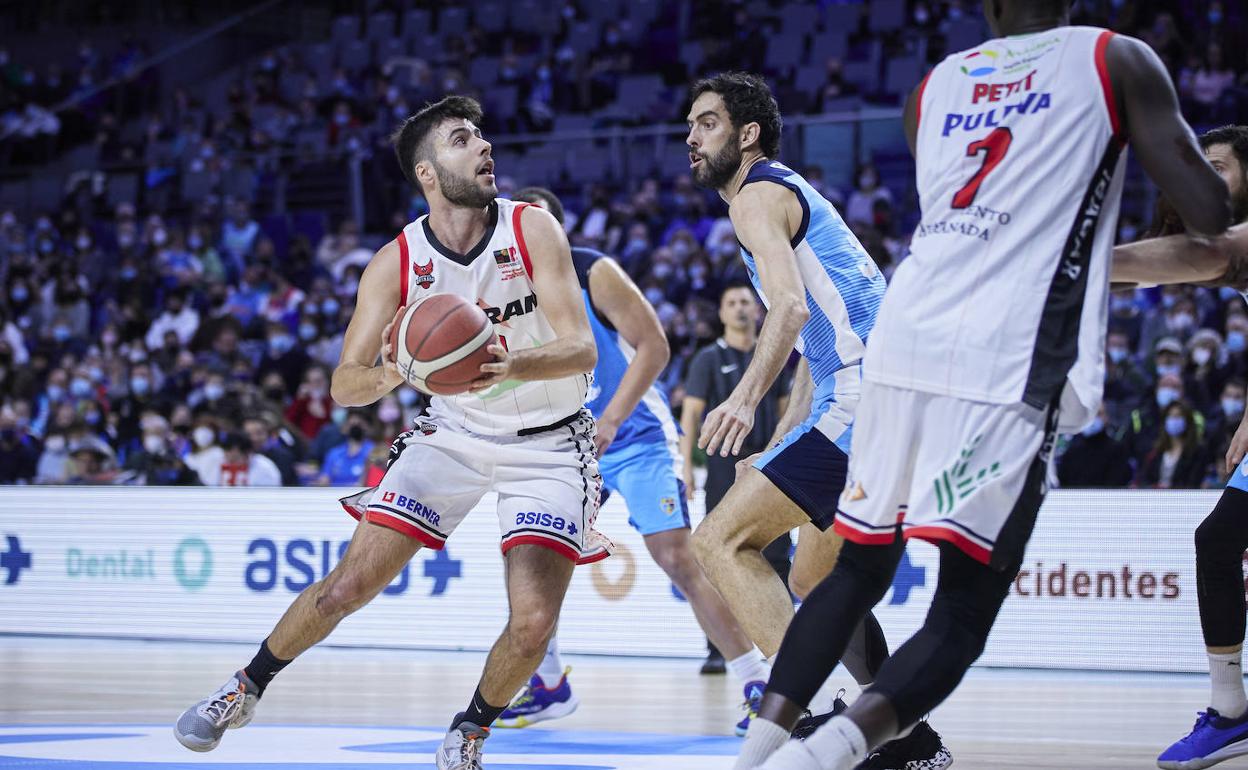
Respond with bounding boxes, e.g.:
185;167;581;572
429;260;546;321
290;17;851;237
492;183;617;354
455;687;506;729
243;638;291;696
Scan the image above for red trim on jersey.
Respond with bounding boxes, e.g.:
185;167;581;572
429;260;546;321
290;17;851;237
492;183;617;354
397;230;410;311
904;525;992;565
914;71;931;131
365;508;447;549
501;533;580;563
1094;30;1124;143
833;517;899;546
575;547;611;566
511;202;534;280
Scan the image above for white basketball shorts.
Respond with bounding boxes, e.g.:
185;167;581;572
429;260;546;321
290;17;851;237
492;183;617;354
340;409;613;564
835;380;1058;573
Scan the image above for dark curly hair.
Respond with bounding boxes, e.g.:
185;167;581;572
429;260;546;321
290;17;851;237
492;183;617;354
390;95;484;187
691;72;782;158
1148;125;1248;237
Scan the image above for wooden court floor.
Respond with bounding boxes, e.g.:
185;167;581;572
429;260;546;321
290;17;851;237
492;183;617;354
2;636;1245;769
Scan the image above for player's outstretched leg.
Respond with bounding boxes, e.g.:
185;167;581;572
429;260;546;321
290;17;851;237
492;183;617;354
1159;487;1248;770
438;543;575;769
495;634;579;728
175;519;420;751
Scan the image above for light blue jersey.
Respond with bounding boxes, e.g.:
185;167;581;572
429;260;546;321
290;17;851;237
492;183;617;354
572;247;688;536
738;161;886;388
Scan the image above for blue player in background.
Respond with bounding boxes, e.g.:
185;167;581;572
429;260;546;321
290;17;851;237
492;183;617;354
501;187;759;733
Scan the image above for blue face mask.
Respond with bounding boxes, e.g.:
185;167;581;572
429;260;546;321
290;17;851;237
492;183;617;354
1157;388;1180;408
298;323;318;341
321;299;340;316
397;387;418;407
130;376;150;396
46;384;65;401
1165;416;1187;437
119;267;137;280
1107;347;1128;364
52;326;71;343
268;335;293;356
84;411;101;426
1156;363;1182;378
1228;331;1246;353
204;382;225;401
1082;417;1105;437
70;378;92;398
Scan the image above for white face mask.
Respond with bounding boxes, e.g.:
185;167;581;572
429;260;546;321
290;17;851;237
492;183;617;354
143;434;164;454
1193;347;1213;367
192;426;215;448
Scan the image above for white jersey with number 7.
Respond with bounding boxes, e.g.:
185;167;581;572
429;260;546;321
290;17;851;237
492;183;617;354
864;26;1127;432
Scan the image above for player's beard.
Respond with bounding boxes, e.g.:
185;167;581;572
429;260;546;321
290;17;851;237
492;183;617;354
433;159;495;209
692;133;743;190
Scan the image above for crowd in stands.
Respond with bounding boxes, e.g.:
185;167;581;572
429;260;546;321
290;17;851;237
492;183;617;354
1;0;1247;488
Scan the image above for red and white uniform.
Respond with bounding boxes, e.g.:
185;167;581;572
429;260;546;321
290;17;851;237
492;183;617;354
839;27;1127;571
341;199;611;564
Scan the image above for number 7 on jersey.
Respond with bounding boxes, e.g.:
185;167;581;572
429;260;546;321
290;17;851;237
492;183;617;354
952;127;1013;209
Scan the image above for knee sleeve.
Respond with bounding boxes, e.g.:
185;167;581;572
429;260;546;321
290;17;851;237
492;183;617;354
870;544;1012;729
1196;488;1248;648
766;539;903;707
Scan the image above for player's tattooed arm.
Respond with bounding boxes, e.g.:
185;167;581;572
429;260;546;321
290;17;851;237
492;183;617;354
701;184;809;457
475;205;596;389
331;240;406;407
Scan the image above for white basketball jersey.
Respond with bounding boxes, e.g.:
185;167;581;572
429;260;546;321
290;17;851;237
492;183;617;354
864;26;1127;431
395;198;589;435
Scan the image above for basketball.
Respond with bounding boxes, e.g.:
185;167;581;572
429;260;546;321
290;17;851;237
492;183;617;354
389;293;497;396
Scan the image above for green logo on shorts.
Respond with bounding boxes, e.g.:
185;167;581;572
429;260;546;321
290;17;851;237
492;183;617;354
933;434;1002;515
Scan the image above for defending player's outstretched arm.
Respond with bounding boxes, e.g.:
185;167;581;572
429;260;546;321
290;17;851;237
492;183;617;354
586;255;670;455
330;240;406;407
1110;222;1248;288
700;183;809;458
472;204;597;391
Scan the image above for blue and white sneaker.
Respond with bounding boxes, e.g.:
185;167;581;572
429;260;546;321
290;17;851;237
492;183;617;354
495;668;579;728
736;680;766;737
1159;708;1248;769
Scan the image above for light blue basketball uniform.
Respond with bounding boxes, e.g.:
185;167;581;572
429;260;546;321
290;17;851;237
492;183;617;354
740;161;887;529
573;248;689;535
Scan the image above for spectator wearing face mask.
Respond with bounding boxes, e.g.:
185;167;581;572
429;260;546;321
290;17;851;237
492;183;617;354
191;371;239;422
1140;293;1199;356
1103;329;1150;430
184;421;222;482
309;405;347;464
257;322;310;396
846;163;892;227
111;362;165;448
242;414;298;486
144;289;199;349
1058;405;1134;488
1184;329;1232;415
123;415;200;485
286;365;333;440
1128;366;1186;461
199;432;282;486
317;416;375;485
35;429;72;484
1206;379;1247;479
1137;401;1210;489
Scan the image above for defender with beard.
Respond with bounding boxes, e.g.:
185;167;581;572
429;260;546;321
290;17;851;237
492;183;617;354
174;96;607;770
684;72;951;767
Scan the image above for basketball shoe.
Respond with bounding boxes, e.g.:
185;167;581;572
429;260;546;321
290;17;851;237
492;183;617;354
1158;708;1248;769
437;716;490;770
857;722;953;770
737;680;767;737
173;670;260;752
495;668;580;728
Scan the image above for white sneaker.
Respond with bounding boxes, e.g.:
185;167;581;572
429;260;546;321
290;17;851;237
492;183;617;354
173;670;260;752
436;718;490;770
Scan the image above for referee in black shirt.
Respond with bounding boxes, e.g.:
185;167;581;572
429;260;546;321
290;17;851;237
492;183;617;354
681;283;792;672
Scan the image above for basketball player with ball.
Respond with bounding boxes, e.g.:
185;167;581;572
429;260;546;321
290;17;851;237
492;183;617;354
175;96;610;770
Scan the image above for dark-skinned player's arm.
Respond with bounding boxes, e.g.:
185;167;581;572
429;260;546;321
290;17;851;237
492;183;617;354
1105;34;1233;286
586;256;670;456
330;240;406;407
470;205;597;391
700;183;809;457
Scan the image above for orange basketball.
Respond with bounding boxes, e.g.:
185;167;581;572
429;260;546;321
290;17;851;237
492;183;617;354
388;294;497;396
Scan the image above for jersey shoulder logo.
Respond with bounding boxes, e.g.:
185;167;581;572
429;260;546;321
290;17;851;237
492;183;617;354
493;247;525;281
412;258;435;289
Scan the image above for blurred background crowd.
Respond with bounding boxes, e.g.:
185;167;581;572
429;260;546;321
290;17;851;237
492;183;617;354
0;0;1245;488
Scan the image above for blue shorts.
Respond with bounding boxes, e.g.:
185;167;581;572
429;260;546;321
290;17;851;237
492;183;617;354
754;368;859;531
599;436;690;536
1228;457;1248;492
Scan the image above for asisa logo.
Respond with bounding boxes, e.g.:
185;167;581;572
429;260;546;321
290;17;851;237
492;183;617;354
960;49;999;77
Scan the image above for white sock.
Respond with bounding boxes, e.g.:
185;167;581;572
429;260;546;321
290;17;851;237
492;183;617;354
802;715;869;768
1209;650;1248;718
727;648;771;687
734;717;789;769
536;636;565;686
